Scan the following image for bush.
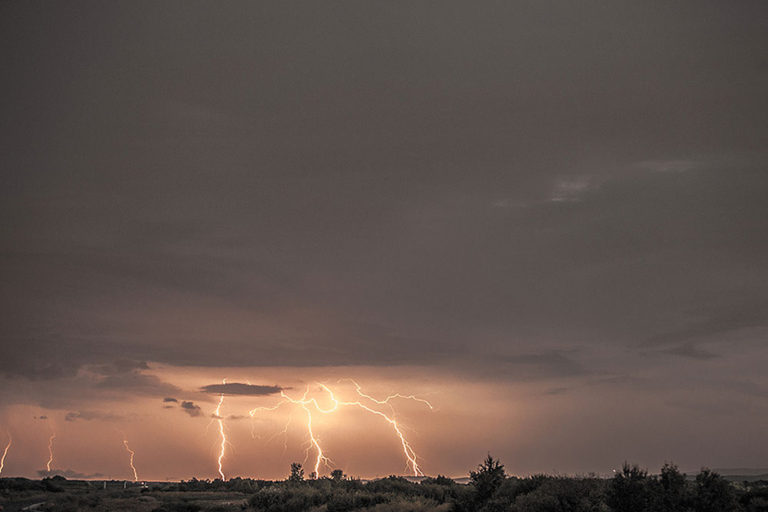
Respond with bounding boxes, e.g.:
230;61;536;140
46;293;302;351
248;485;324;512
693;468;738;512
326;490;389;512
512;477;607;512
152;501;202;512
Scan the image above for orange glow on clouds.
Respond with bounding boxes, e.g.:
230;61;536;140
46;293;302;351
0;364;521;481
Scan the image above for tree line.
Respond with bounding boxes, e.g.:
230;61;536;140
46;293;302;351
170;455;767;512
2;454;766;511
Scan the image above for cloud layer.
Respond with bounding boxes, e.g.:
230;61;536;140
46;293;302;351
199;383;284;396
0;0;766;477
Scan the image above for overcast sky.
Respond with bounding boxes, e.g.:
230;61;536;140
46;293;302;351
1;1;767;480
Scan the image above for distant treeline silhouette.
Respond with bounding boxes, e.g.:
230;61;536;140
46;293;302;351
1;455;767;511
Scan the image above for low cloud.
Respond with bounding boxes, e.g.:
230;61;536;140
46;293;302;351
499;352;587;379
543;386;570;396
636;159;700;174
200;382;284;396
662;343;719;360
163;397;178;403
550;176;597;202
92;360;150;376
64;410;122;422
180;401;202;417
95;372;182;397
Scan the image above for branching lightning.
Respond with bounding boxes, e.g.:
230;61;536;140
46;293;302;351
345;379;434;413
0;432;11;476
249;381;433;477
46;432;56;472
122;438;139;482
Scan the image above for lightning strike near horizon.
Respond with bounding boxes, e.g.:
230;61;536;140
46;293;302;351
249;381;433;477
214;379;227;480
291;389;333;476
0;432;11;476
122;438;139;482
46;431;56;472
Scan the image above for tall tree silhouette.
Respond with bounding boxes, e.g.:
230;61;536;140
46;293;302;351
470;454;506;502
288;462;304;483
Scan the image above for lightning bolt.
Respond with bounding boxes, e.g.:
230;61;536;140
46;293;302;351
250;401;293;455
296;391;332;477
122;438;139;482
249;381;433;477
214;379;227;480
46;431;56;472
346;379;434;412
0;432;11;476
249;388;332;476
269;411;293;455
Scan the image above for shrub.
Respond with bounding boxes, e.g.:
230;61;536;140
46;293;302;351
693;468;738;512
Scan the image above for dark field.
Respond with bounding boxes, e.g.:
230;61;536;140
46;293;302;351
1;458;767;512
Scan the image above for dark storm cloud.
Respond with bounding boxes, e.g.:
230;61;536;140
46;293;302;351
200;383;284;396
0;0;766;407
646;299;768;348
163;397;178;403
0;360;184;409
660;344;719;361
180;401;202;417
92;360;150;375
64;410;122;422
94;372;182;397
499;353;587;379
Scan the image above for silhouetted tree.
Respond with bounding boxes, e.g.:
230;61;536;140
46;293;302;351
331;469;345;481
607;463;655;512
656;462;690;512
470;454;506;503
694;468;738;512
288;462;304;483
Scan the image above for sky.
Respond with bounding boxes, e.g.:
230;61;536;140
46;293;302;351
1;0;767;481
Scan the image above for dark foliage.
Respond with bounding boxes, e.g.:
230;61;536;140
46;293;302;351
470;454;506;504
288;462;304;483
607;463;656;512
694;468;739;512
152;502;202;512
2;457;766;512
